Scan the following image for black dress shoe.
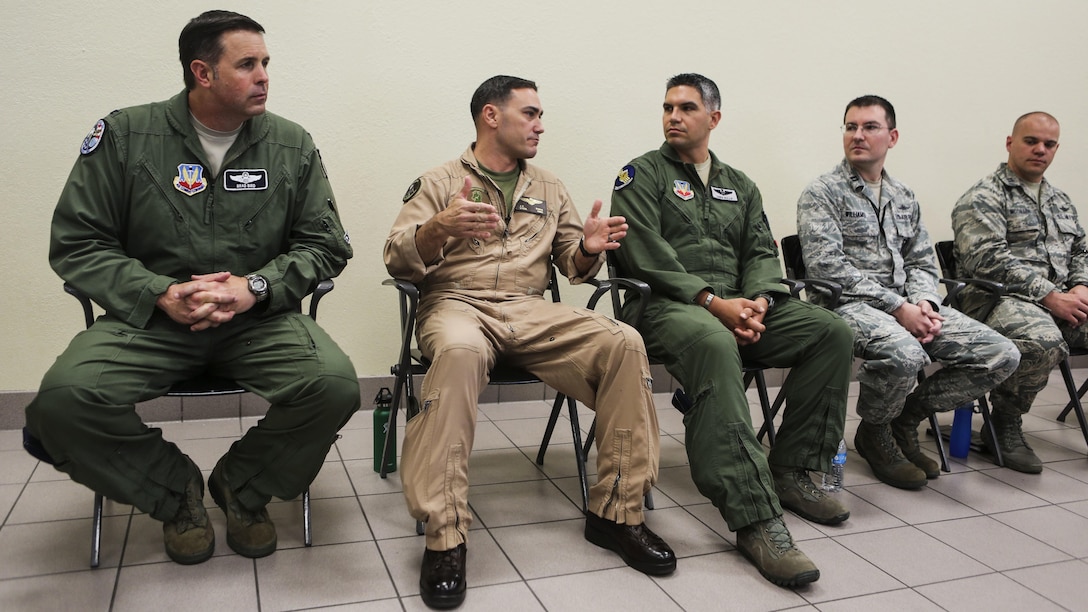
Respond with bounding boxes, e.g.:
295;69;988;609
420;544;466;609
584;512;676;575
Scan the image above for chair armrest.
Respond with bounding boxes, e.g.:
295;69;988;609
307;279;335;321
940;276;1004;319
791;277;843;308
590;276;651;327
63;283;96;329
781;278;804;298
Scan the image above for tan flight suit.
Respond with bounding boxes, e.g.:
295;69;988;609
384;146;659;552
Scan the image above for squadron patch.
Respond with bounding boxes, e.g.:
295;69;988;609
173;163;208;196
514;197;547;216
80;119;106;155
711;186;738;202
470;187;486;203
223;169;268;191
402;178;422;203
673;180;694;201
614;165;636;191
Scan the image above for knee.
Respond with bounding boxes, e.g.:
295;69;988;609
1016;333;1068;371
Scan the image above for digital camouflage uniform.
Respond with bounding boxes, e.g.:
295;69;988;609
610;143;853;532
798;160;1019;425
952;163;1088;418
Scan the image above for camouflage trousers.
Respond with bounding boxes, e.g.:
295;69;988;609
836;302;1020;424
964;296;1088;417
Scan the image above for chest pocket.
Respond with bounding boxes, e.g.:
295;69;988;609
1055;214;1083;239
515;208;553;250
1006;206;1042;245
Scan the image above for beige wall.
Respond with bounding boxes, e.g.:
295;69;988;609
3;0;1087;393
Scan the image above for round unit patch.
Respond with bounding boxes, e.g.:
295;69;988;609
80;119;106;155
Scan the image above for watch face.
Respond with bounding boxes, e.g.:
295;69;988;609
248;275;268;294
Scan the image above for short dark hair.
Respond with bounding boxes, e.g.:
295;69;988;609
470;75;538;121
665;73;721;112
179;10;265;90
845;95;896;129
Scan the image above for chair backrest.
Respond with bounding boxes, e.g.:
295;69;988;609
780;234;806;280
934;240;956;278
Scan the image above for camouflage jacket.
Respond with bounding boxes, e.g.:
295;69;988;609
796;159;941;312
952;162;1088;305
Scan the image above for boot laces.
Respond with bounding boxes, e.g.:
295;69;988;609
174;481;207;534
761;517;796;555
790;470;826;502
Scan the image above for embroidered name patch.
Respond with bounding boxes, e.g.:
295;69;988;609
80;119;106;155
673;180;694;201
711;186;737;201
224;169;268;191
844;211;866;218
173;164;207;196
614;165;635;191
514;197;547;215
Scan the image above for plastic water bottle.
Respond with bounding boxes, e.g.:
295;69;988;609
373;387;396;473
822;439;847;492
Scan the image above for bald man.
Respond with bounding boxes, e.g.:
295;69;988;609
952;112;1088;473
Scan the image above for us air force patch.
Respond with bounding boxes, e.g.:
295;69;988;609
402;178;422;203
711;186;738;201
224;169;268;191
80;119;106;155
673;180;694;201
173;163;208;196
614;165;635;191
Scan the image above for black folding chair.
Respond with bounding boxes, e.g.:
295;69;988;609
937;240;1088;452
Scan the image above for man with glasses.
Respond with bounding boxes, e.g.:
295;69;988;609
610;73;854;588
952;112;1087;473
797;95;1019;488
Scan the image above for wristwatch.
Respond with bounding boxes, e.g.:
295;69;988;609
246;274;269;302
755;293;775;312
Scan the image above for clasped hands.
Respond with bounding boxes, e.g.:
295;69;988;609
156;271;257;332
704;293;771;346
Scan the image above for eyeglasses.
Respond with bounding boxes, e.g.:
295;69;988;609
842;123;891;135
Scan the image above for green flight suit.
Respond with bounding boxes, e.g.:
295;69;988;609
25;91;359;520
611;144;852;531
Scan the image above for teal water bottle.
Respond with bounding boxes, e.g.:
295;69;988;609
373;387;396;473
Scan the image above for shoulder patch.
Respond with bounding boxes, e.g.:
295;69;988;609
614;165;636;191
402;178;422;203
80;119;106;155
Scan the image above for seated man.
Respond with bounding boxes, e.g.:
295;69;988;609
797;95;1019;488
953;111;1088;473
384;75;674;610
610;72;853;588
24;11;360;565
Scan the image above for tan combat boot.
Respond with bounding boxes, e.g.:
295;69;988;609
855;420;927;489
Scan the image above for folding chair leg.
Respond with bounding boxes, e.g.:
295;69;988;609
757;390;785;446
303;488;312;547
977;395;1004;467
536;393;567;465
91;493;103;568
928;412;951;473
1057;359;1088;448
565;396;590;513
582;418;596;459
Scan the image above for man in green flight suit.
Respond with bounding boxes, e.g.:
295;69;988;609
24;10;359;565
610;73;854;588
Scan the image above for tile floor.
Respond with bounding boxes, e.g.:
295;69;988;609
2;371;1088;611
